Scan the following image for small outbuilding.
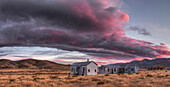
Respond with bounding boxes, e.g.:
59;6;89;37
99;65;120;74
124;66;139;73
99;65;139;74
70;59;98;75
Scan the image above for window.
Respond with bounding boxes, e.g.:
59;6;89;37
95;69;96;72
88;69;90;72
131;69;134;71
71;68;73;72
114;68;116;72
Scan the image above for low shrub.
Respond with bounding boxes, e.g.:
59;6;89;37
78;78;88;80
97;81;104;85
117;73;124;75
128;73;133;75
166;74;169;77
50;76;59;79
92;78;101;81
146;74;153;77
33;77;44;81
105;74;109;76
9;79;15;83
136;72;140;74
157;75;164;78
72;75;78;77
69;80;79;83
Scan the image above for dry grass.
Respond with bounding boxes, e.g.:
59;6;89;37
0;69;169;87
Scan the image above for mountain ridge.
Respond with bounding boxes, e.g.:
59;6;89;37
0;59;70;71
108;58;170;69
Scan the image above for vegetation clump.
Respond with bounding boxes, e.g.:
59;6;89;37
97;81;104;85
92;78;101;81
9;79;15;83
165;74;169;77
105;74;109;76
50;76;59;79
136;72;140;74
146;74;153;77
128;73;133;75
157;75;164;78
148;65;165;70
117;73;124;75
72;75;78;77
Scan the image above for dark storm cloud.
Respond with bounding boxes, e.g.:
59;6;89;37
0;0;119;33
0;0;169;60
56;57;88;60
128;26;152;36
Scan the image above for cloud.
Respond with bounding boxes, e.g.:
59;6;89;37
0;0;169;62
128;26;152;36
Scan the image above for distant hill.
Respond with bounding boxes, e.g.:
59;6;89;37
108;58;170;69
0;59;70;71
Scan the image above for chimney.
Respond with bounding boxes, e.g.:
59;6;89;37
87;59;89;62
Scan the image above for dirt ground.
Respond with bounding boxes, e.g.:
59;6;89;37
0;69;169;87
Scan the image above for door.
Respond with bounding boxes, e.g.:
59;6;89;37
111;69;114;74
82;67;85;75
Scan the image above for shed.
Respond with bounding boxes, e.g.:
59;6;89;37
99;65;139;74
124;66;139;73
99;65;120;74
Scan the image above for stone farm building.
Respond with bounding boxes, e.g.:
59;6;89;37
70;59;98;75
99;65;139;74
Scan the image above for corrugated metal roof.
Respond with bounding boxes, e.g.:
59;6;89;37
102;65;121;68
72;61;97;66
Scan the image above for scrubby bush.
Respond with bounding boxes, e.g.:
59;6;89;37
69;80;79;83
166;74;169;77
97;81;104;85
157;75;164;78
146;74;153;77
92;78;101;81
105;74;109;76
33;77;44;81
117;73;124;75
128;73;133;75
50;76;59;79
9;79;15;83
136;72;140;74
148;65;165;70
72;75;78;77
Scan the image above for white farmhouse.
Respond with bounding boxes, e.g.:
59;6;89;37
70;59;98;75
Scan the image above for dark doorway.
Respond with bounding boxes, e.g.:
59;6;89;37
82;67;85;75
111;69;114;74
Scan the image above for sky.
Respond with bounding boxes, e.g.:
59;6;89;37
0;0;170;65
124;0;170;46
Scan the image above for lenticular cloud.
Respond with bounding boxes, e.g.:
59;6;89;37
0;0;169;60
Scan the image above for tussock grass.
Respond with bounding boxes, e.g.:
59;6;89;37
0;69;169;87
